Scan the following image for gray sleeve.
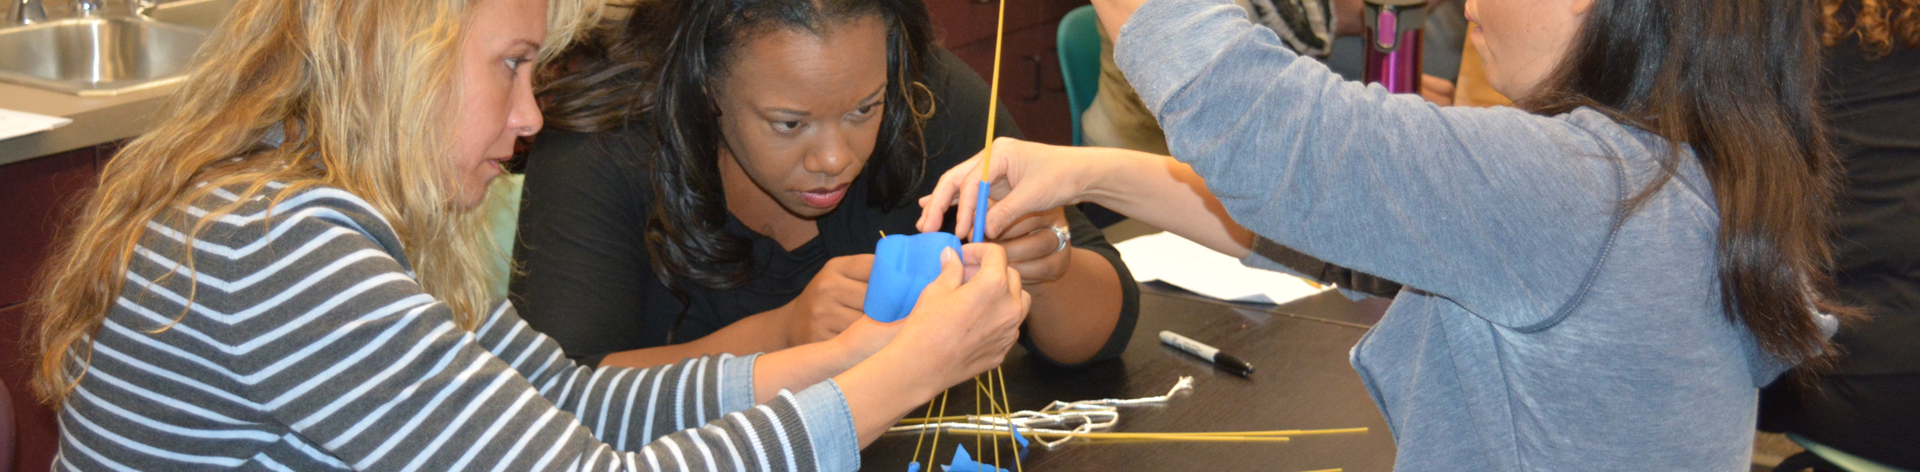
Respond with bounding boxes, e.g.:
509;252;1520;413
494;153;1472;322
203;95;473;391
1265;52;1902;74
1115;0;1630;329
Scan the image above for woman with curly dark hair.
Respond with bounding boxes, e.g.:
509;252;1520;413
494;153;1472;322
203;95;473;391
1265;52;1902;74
1759;0;1920;468
511;0;1138;371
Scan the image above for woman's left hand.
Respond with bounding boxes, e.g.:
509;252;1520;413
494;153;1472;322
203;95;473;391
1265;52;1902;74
990;207;1073;284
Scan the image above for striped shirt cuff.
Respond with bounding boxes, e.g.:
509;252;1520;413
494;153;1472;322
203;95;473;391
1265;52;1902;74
791;380;860;472
721;353;760;416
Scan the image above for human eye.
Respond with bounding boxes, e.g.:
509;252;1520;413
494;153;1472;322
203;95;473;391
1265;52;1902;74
504;52;535;73
851;102;881;118
772;120;804;133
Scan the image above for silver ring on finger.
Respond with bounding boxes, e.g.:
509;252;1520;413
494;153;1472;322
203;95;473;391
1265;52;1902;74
1047;224;1071;255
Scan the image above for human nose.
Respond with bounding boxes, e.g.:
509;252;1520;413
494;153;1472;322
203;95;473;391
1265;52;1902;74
508;76;543;137
804;127;857;176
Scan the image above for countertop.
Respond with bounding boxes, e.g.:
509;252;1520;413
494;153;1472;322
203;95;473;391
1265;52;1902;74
0;76;177;166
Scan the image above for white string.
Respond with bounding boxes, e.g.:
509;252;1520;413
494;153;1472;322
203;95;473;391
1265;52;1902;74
889;377;1195;449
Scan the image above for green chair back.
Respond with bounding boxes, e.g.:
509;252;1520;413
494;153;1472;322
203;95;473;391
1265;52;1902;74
1057;5;1102;146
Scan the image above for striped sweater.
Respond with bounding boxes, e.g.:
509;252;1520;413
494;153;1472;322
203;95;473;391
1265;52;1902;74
55;183;860;471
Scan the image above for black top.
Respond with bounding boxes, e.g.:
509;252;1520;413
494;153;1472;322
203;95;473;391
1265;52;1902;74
1821;39;1920;376
1754;38;1920;468
511;48;1139;367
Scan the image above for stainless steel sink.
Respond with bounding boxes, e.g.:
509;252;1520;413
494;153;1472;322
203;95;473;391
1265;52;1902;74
0;17;208;96
143;0;235;31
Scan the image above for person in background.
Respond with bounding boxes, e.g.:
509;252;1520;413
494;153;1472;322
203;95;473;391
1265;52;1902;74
1759;0;1920;467
513;0;1137;370
27;0;1029;468
1082;0;1462;158
917;0;1855;468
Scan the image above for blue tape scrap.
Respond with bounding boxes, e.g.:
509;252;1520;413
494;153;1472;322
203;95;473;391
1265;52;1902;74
1011;421;1030;458
864;232;964;323
939;445;1009;472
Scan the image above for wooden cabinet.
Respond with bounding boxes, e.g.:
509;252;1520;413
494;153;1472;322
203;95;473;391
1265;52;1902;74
0;144;108;472
929;0;1086;146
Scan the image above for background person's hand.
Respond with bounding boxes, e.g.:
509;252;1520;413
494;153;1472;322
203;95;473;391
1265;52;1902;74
889;243;1030;388
781;254;874;346
1421;74;1457;106
916;137;1106;242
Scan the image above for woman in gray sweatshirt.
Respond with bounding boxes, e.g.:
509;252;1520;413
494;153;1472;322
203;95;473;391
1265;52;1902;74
918;0;1852;469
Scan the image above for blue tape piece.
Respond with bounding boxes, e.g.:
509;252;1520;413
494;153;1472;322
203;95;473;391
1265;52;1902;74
972;180;991;243
939;445;1011;472
907;462;923;472
864;232;964;323
1009;421;1029;458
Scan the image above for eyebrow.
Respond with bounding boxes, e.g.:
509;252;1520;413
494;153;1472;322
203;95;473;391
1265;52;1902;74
510;39;542;54
763;85;889;116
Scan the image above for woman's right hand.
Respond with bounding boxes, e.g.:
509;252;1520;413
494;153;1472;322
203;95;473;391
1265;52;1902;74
890;243;1031;389
782;254;875;346
832;243;1030;445
915;137;1115;241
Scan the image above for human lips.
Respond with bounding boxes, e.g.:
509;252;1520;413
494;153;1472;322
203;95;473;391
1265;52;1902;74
799;184;849;209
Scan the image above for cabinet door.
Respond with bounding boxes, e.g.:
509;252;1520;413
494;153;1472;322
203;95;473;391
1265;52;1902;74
926;0;1085;49
950;23;1074;145
0;147;97;307
0;145;99;472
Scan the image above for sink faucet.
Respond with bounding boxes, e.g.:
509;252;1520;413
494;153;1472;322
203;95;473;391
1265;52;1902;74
8;0;48;25
72;0;99;16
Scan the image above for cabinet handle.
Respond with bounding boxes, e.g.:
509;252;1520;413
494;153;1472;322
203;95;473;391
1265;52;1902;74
1026;55;1045;101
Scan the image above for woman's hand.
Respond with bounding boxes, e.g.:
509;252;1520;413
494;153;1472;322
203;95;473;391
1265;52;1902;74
916;138;1111;241
781;254;874;346
832;243;1029;445
893;243;1031;389
826;315;903;366
992;207;1073;284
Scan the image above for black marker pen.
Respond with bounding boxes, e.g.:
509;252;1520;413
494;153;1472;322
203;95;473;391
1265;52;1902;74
1159;330;1254;377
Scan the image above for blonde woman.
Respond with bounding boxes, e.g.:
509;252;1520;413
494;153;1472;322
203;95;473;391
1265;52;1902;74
28;0;1028;469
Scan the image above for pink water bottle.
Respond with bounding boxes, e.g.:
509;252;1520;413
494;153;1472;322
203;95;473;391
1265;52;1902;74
1362;0;1429;94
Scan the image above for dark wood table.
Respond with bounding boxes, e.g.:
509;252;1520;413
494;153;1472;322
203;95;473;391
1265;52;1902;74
859;287;1397;471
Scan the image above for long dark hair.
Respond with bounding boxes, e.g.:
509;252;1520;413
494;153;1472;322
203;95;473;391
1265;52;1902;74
540;0;936;326
1522;0;1857;366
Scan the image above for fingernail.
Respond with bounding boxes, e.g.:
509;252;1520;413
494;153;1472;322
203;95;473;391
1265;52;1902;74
941;247;957;263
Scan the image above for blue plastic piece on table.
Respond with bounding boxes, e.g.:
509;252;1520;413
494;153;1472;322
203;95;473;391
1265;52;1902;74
907;462;923;472
939;445;1011;472
864;232;964;323
1009;422;1029;458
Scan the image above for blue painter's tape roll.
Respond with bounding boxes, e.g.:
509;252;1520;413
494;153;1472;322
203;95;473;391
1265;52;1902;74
864;232;964;323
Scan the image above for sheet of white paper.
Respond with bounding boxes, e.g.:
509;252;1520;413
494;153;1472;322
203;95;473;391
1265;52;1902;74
0;108;73;141
1113;231;1330;304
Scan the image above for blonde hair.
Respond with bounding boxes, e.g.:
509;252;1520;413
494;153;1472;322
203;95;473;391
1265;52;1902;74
28;0;600;406
1823;0;1920;57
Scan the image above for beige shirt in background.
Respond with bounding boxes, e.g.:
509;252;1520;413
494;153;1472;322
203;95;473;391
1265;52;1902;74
1451;34;1513;108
